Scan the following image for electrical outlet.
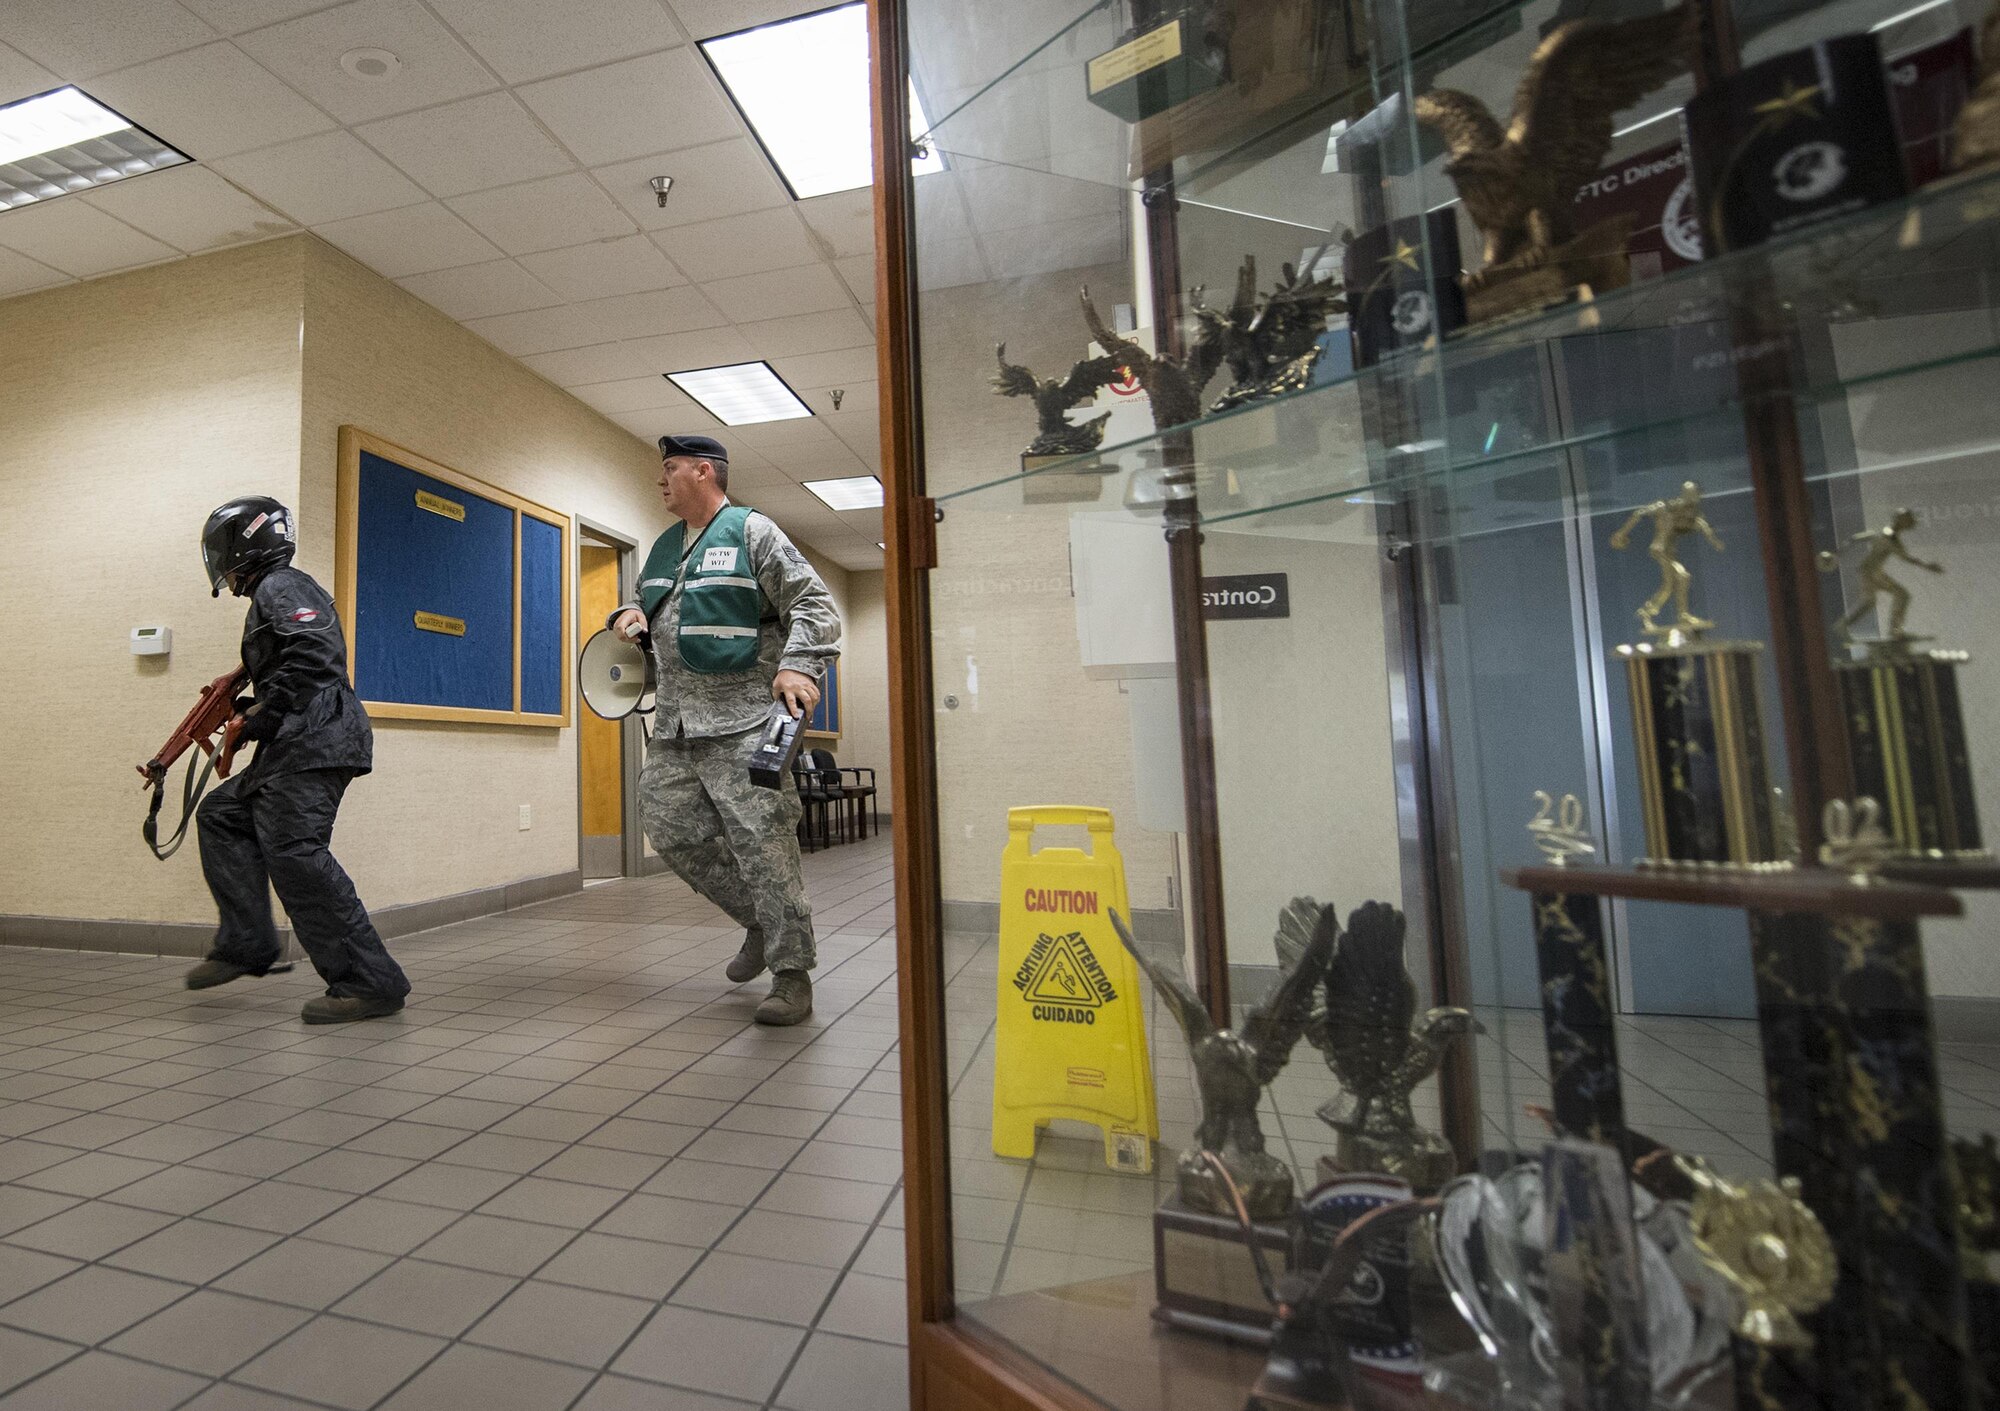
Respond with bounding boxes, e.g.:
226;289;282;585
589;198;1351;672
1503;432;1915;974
518;804;532;831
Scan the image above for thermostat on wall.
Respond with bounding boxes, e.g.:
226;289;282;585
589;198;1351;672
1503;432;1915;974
131;626;172;656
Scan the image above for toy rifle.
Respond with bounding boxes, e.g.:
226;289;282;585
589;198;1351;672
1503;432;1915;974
138;666;248;860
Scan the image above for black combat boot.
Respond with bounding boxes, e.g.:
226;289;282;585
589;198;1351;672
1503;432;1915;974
301;993;405;1024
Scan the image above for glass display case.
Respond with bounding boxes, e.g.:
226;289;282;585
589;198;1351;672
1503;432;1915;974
867;0;2000;1408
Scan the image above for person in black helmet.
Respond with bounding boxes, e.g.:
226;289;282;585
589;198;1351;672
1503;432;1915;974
185;496;410;1024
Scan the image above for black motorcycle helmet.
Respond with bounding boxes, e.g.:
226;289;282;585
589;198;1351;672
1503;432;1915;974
202;496;296;597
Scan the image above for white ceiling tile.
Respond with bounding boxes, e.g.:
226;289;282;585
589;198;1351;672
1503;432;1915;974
516;47;737;168
464;302;605;356
980;214;1121;281
734;307;872;359
701;261;848;322
79;165;294;252
914;234;989;291
772;345;877;391
0;244;70;296
592;139;786;230
87;42;334;161
650;206;816;284
358;92;574;199
211;130;426;225
518;341;653;385
566;375;694;415
311;200;501;276
424;0;683;85
572;284;724;342
177;0;346;35
833;252;872;303
0;42;60;105
516;234;684;302
0;198;180;277
395;258;562;320
237;0;497;124
445;172;633;255
726;417;836;452
797;186;872;258
625;325;755;374
0;0;217;81
666;0;809;41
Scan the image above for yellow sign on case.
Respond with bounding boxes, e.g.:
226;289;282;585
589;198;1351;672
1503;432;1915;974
992;806;1158;1174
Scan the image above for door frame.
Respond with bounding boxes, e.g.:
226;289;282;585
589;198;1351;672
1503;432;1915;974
577;516;647;878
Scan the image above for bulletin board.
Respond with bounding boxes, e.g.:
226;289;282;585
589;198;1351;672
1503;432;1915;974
336;426;572;727
805;658;841;739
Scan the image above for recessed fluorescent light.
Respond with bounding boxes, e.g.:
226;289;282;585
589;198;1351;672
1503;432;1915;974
1613;107;1682;139
665;361;812;426
803;476;884;510
700;2;943;201
0;87;189;209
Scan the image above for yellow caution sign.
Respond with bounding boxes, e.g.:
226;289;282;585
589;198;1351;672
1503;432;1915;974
992;806;1157;1173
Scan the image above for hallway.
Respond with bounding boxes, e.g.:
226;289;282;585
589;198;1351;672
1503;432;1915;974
0;834;904;1411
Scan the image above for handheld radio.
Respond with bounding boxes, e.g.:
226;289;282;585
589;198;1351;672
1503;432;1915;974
748;703;810;789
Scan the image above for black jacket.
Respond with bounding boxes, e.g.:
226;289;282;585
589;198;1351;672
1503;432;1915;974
238;566;372;786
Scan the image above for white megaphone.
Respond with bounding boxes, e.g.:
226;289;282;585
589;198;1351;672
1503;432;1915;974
578;628;654;721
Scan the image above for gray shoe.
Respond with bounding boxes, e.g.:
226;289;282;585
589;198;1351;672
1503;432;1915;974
754;970;812;1027
724;931;767;984
302;994;405;1025
185;959;250;990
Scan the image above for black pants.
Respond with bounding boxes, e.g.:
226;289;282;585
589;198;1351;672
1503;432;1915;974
197;769;410;1001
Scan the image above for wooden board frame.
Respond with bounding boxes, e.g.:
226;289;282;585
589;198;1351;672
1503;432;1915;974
336;425;573;728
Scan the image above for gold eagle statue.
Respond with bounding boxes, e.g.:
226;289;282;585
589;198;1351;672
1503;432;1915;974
1414;6;1691;271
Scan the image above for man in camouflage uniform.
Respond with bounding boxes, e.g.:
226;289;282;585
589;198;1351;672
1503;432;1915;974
610;434;839;1025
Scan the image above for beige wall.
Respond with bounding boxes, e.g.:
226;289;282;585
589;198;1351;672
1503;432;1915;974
0;240;306;924
297;237;665;911
840;570;893;803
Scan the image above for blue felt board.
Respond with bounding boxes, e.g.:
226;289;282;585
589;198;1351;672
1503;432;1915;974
809;658;840;734
353;451;514;711
519;515;564;717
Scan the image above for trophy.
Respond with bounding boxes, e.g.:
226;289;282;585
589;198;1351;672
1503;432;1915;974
1276;900;1476;1194
1112;902;1334;1337
1196;254;1347;413
989;344;1124;471
1608;481;1786;869
1818;510;1987;860
1414;6;1690;321
1955;0;2000;173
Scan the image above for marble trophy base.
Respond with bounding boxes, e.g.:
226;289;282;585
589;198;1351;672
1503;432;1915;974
1314;1130;1456;1195
1618;639;1788;870
1152;1191;1290;1344
1835;648;1988;860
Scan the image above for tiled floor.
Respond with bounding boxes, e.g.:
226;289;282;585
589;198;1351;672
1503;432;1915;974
0;833;905;1411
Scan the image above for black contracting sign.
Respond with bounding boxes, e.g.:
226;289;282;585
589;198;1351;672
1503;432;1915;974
1201;572;1290;620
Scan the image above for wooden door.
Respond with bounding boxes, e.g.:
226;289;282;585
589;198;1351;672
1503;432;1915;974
578;544;623;878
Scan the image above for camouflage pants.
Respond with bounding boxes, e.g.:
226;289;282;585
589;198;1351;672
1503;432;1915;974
638;723;815;974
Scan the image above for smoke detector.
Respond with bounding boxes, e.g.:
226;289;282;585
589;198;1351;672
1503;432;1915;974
340;48;400;81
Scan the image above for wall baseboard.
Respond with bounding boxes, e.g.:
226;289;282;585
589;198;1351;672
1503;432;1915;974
1933;995;2000;1044
0;868;584;961
939;899;1182;950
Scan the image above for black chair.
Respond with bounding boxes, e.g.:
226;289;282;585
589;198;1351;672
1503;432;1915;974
795;752;847;852
805;749;859;847
836;764;877;838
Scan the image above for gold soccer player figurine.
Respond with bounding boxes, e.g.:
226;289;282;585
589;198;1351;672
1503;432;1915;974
1817;507;1942;646
1609;480;1726;644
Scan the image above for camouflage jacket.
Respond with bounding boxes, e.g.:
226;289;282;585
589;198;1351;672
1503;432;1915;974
612;506;840;738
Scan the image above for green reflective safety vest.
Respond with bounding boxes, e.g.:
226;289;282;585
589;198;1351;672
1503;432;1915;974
636;505;763;675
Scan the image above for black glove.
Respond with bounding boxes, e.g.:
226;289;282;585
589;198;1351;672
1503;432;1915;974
238;706;283;742
232;694;256;715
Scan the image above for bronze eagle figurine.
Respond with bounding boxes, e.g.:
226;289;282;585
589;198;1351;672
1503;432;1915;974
1112;901;1336;1219
989;344;1124;458
1414;6;1691;271
1078;285;1229;430
1280;900;1477;1191
1195;253;1347;412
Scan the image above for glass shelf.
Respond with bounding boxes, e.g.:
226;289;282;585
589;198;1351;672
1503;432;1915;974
936;164;2000;525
